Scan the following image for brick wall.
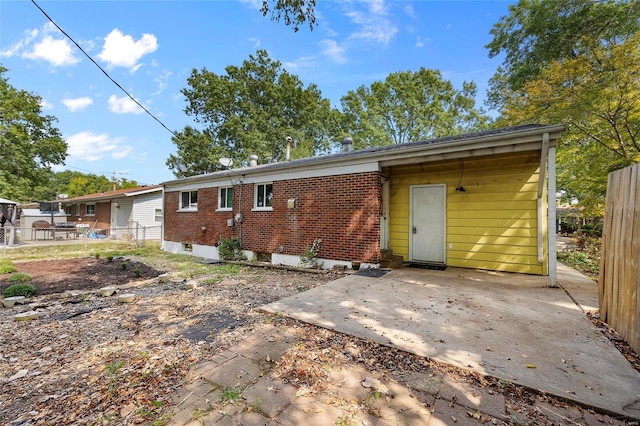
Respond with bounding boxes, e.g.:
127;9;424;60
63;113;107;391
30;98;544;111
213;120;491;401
68;201;111;230
164;172;382;263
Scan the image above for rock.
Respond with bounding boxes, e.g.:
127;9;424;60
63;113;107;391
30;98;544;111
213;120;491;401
185;281;198;290
14;311;38;321
157;273;171;283
100;287;116;297
7;369;28;382
118;293;136;303
3;296;26;308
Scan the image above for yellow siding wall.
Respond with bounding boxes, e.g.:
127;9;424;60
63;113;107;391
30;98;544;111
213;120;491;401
388;151;547;275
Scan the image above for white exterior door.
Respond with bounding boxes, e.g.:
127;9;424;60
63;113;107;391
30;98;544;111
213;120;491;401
410;184;446;264
110;202;118;237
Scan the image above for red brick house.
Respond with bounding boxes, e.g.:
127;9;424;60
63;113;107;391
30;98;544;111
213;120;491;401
162;124;565;284
62;186;163;239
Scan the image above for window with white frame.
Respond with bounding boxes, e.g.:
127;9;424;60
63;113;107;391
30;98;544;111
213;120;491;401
218;187;233;210
254;183;273;209
180;190;198;210
154;208;162;222
86;204;96;215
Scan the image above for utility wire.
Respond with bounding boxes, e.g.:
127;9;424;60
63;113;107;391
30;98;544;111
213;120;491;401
30;0;179;139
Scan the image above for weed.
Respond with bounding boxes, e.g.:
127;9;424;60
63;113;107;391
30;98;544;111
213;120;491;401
220;387;243;405
121;261;128;270
3;283;35;297
7;272;31;283
499;378;510;390
251;398;263;412
335;416;357;426
0;260;17;274
105;360;126;376
217;238;247;261
133;267;141;277
106;255;114;262
94;252;100;259
299;238;322;268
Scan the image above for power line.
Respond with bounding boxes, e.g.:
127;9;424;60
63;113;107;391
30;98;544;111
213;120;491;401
30;0;180;139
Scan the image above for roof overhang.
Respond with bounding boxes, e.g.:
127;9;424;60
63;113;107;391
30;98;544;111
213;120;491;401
163;124;566;188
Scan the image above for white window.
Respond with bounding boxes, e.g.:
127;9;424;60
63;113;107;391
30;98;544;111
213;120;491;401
154;208;162;222
218;187;233;210
180;190;198;210
254;183;273;209
86;204;96;215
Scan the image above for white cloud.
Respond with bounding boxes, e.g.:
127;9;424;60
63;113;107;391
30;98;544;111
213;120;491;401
66;131;133;162
62;96;93;112
97;29;158;69
108;95;144;114
0;28;38;58
152;70;172;96
3;23;79;66
248;37;261;49
320;40;347;64
416;36;431;48
40;99;54;110
344;0;398;45
283;56;317;71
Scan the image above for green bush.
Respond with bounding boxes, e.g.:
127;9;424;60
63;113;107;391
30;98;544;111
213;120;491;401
217;238;247;261
3;283;36;298
7;272;31;283
0;260;17;274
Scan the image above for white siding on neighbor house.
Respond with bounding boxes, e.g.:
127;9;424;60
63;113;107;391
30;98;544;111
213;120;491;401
131;192;162;239
111;198;133;239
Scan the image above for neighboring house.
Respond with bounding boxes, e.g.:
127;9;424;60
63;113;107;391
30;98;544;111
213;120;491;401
162;124;565;285
61;186;163;239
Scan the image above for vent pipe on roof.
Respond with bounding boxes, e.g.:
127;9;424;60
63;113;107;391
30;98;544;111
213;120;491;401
285;136;292;161
341;136;353;153
249;155;259;167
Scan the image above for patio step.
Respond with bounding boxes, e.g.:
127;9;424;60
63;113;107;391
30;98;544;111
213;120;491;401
380;250;404;269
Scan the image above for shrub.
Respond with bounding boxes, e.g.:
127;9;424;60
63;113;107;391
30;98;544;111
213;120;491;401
3;283;36;298
7;272;31;283
0;260;17;274
217;238;247;261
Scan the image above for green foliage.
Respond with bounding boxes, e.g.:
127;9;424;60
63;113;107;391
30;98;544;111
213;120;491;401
488;1;640;214
0;66;68;202
260;0;317;32
557;236;601;280
7;272;31;283
0;260;17;274
220;387;243;405
167;50;339;177
3;282;35;297
299;238;322;268
121;261;128;270
217;238;247;261
133;267;141;277
340;69;490;148
486;0;640;105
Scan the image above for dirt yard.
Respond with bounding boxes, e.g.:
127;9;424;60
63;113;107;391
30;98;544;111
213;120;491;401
0;257;637;425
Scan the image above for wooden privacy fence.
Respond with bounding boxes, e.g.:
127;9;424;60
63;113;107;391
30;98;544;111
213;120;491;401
599;163;640;353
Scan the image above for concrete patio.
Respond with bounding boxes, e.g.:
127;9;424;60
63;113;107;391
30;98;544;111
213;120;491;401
262;264;640;419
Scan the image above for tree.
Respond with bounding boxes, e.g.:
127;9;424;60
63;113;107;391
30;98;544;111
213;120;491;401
486;0;640;108
497;34;640;215
168;50;339;177
487;1;640;214
339;68;490;149
49;170;140;198
261;0;316;32
0;66;67;202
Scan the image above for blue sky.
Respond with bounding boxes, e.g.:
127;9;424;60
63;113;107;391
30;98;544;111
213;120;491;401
1;0;512;186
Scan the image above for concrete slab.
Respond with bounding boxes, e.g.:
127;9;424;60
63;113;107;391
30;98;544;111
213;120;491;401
262;265;640;419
